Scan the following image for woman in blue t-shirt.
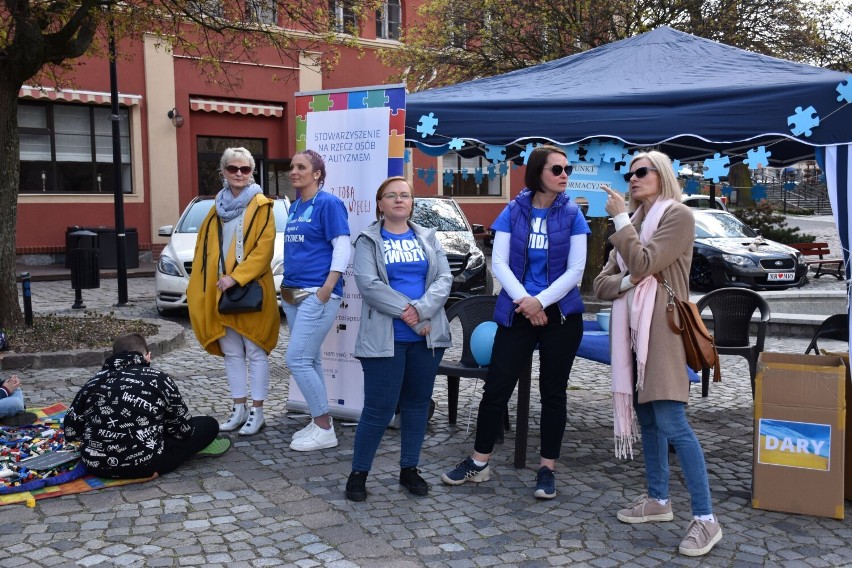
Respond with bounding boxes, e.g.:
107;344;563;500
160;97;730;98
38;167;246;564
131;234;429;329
282;149;351;452
442;145;589;499
345;177;452;501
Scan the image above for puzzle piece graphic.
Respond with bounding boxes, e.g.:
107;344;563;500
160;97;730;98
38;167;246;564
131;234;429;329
474;167;484;185
388;157;404;177
744;146;772;169
309;94;334;112
556;144;581;164
365;90;389;108
702;153;730;183
295;96;312;120
461;168;469;181
417;113;439;138
443;169;455;187
751;183;767;202
683;179;700;195
386;88;405;112
487;164;497;177
600;140;626;163
565;189;608;217
389;109;405;136
484;145;506;164
618;153;637;175
448;138;465;150
837;77;852;103
389;132;405;159
416;168;426;180
519;143;539;165
787;106;819;137
296;116;307;151
498;162;509;176
423;167;437;187
348;91;368;109
582;140;605;165
721;184;732;198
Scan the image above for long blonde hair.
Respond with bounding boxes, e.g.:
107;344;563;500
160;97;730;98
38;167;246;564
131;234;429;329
627;151;682;210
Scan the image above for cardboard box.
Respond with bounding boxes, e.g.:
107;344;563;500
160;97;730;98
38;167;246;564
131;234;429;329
820;351;852;501
752;352;846;519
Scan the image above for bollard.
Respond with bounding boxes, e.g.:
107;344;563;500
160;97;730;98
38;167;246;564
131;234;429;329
19;272;33;327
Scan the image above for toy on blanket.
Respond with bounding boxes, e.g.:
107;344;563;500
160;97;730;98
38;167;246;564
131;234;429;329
0;425;79;488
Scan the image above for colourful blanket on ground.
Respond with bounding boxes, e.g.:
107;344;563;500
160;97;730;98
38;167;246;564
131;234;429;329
0;404;155;508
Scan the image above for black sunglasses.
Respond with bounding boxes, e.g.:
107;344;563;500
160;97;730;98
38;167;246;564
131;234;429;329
623;166;658;182
225;165;253;174
549;164;573;177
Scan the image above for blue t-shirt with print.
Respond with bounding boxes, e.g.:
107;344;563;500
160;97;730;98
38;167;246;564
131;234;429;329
283;190;350;296
382;228;428;343
492;203;590;296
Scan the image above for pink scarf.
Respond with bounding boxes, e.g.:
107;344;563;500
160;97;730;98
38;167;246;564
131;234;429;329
610;198;673;459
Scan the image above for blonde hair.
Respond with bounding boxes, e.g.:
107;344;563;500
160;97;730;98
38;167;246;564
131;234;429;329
375;176;414;220
627;150;682;210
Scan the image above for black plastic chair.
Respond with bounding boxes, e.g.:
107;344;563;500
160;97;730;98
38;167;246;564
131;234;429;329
696;288;771;398
436;295;506;426
804;313;849;355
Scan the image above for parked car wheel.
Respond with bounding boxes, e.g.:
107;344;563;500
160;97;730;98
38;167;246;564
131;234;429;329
689;255;714;292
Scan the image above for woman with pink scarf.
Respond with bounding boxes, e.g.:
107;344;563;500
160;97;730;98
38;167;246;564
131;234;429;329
594;151;722;558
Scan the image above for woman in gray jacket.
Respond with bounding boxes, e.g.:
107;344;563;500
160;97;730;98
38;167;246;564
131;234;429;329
346;177;452;502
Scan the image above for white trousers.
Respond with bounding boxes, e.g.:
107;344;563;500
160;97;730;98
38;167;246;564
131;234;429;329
218;327;269;402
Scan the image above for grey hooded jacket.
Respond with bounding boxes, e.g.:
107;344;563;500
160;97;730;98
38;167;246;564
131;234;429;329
353;220;453;358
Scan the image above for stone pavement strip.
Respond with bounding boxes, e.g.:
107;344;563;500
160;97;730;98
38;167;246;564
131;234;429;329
2;277;851;567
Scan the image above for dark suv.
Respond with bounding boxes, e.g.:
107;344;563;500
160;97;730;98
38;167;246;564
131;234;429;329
411;196;493;298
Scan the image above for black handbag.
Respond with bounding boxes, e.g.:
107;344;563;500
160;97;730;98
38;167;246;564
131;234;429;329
217;217;264;314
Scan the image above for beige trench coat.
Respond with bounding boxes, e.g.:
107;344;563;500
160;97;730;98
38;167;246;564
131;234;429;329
593;202;695;404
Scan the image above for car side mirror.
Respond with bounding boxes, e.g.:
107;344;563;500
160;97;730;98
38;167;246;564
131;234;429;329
471;224;485;235
158;225;174;237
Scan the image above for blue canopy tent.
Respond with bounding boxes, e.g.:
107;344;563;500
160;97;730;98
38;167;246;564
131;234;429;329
406;26;852;343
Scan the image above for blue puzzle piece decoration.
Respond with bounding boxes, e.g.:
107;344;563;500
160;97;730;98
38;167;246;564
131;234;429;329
744;146;772;169
837;77;852;103
702;153;730;183
484;145;507;164
442;169;454;187
519;143;540;165
600;140;626;163
416;168;425;180
417;113;439;138
751;184;767;202
461;168;469;181
787;106;819;137
423;167;437;187
683;179;700;195
783;181;797;192
618;153;638;175
487;164;497;177
474;167;484;185
448;138;465;151
347;91;368;109
721;184;732;198
556;143;581;163
566;160;626;217
386;88;405;112
498;162;509;176
671;160;681;177
581;141;603;165
404;148;411;164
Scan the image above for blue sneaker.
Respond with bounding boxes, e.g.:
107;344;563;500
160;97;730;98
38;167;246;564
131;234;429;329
441;457;491;485
534;466;556;499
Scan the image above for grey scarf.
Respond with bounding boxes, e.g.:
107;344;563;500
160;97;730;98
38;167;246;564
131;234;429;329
216;183;263;222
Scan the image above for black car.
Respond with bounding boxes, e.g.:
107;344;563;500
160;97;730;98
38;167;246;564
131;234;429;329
690;210;808;291
411;196;494;298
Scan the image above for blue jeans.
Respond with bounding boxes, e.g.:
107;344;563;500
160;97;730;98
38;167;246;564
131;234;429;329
352;341;444;472
634;398;713;516
0;389;24;417
281;293;341;417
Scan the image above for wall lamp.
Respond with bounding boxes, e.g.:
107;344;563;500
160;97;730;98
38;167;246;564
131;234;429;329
167;107;184;128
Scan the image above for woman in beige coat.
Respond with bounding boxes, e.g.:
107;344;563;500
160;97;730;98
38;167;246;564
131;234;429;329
594;151;721;558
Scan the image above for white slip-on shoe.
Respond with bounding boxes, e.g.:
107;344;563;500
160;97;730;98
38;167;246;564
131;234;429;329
219;403;248;432
289;423;338;451
239;407;265;436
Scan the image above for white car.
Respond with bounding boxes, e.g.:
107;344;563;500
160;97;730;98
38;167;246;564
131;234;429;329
682;194;728;211
155;196;290;314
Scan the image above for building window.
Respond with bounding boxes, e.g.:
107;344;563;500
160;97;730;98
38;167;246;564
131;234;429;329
188;0;224;18
18;101;132;194
376;0;401;40
197;136;267;196
443;153;503;197
329;0;357;34
246;0;276;25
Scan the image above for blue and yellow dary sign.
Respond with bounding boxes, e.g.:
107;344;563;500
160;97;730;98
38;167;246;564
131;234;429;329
757;418;832;471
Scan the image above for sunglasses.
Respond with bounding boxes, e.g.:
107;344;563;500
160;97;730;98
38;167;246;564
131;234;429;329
549;164;573;177
623;166;658;182
225;165;253;175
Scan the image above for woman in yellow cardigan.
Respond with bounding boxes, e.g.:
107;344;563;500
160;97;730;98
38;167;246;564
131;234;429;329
187;147;280;436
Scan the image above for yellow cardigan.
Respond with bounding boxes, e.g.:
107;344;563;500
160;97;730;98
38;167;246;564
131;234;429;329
187;194;280;356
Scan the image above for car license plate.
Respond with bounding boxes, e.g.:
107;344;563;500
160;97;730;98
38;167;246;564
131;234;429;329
767;272;794;281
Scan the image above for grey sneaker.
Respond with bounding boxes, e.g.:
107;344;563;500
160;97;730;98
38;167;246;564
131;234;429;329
679;518;723;556
617;494;674;524
441;457;491;485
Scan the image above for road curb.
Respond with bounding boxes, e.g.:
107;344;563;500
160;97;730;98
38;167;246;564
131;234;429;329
0;317;185;370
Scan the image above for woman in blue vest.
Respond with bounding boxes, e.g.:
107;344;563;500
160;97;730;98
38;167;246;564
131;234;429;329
442;145;589;498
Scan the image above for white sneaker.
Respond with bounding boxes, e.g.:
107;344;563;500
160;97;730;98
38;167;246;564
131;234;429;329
239;408;265;436
219;403;248;432
292;417;334;441
289;423;338;451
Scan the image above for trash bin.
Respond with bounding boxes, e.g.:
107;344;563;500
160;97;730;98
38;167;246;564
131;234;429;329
67;229;100;289
89;227;139;269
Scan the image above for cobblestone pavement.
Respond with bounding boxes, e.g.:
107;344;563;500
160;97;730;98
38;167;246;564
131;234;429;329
2;274;851;568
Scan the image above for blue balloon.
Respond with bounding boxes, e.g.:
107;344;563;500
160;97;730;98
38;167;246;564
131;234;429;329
470;321;498;366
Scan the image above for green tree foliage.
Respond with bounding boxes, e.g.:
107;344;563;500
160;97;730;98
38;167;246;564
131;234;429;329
733;202;817;244
385;0;850;90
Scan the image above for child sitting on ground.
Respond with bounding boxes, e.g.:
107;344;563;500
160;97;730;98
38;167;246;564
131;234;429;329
0;374;38;426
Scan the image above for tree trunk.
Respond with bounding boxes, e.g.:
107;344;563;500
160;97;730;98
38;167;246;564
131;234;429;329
728;162;753;207
0;80;23;329
582;217;608;295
